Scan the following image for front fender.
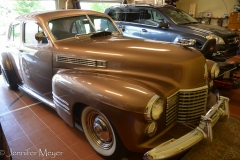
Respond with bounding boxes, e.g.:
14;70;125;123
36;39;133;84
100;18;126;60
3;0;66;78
52;71;157;123
52;70;179;151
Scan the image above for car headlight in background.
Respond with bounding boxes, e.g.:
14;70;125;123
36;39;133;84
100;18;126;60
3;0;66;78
211;63;220;79
206;34;225;44
145;95;164;121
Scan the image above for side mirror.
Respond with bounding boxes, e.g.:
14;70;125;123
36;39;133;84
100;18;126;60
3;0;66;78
35;32;45;42
159;22;169;28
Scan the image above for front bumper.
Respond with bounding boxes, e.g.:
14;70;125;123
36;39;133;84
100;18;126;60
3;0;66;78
143;96;229;160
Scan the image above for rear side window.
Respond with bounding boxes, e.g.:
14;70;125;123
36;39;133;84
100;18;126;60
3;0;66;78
8;23;20;42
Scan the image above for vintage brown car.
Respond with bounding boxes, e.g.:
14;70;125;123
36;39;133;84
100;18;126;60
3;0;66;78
0;9;229;160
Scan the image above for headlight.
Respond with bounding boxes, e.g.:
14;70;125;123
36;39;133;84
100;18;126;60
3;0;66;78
206;34;225;44
211;63;220;79
145;95;164;121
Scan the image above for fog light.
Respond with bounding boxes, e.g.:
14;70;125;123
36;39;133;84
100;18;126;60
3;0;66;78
147;122;157;137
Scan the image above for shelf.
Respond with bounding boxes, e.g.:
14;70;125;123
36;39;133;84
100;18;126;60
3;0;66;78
195;17;229;26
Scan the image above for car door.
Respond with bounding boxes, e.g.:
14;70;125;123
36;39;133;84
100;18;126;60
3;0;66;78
140;9;172;42
20;21;53;100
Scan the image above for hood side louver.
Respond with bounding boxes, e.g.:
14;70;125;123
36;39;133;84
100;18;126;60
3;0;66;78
56;55;107;68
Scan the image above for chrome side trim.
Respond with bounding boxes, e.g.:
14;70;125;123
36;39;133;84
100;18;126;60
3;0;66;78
52;92;69;110
55;100;70;115
19;85;56;109
52;92;70;114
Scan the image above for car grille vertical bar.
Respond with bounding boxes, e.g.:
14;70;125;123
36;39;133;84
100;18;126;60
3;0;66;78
166;92;179;125
166;86;208;125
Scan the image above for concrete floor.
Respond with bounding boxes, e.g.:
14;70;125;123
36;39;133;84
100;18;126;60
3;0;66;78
0;73;239;160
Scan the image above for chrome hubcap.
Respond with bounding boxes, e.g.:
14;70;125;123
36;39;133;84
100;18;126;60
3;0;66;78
86;111;113;149
93;116;110;142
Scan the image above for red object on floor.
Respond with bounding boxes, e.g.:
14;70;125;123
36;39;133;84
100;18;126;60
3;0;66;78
214;80;233;89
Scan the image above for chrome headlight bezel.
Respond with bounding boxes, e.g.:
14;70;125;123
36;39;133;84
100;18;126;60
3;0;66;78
206;34;225;44
211;63;220;79
145;95;164;121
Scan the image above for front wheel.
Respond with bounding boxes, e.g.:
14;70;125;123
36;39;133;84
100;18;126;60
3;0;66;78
81;106;128;160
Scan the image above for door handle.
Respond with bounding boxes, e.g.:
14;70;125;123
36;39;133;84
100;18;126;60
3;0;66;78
142;29;148;32
118;25;122;28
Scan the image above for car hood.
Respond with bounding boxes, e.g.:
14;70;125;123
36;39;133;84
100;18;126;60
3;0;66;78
53;36;207;97
182;23;237;37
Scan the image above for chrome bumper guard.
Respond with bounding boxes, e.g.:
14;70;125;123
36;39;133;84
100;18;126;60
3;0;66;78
143;96;229;160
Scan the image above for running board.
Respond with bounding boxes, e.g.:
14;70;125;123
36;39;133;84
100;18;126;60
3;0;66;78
19;85;56;110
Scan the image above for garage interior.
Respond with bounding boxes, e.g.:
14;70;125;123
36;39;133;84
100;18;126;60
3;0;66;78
0;0;240;160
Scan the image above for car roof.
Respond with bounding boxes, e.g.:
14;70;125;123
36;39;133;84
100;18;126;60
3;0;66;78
15;9;109;22
106;4;176;10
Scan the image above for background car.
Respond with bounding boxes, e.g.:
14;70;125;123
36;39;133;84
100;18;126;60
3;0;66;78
104;4;239;59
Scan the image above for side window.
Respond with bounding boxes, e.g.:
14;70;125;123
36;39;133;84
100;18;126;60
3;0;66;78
139;10;152;25
140;10;165;26
24;22;47;45
152;10;165;23
8;23;20;42
125;12;140;23
109;10;125;21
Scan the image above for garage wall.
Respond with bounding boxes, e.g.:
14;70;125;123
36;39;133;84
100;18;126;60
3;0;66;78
176;0;238;17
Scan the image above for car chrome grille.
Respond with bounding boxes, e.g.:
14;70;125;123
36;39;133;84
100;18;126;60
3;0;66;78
56;55;107;68
166;86;208;125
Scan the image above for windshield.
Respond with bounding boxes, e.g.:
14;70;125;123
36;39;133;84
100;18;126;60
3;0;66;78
49;15;119;40
161;8;198;25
